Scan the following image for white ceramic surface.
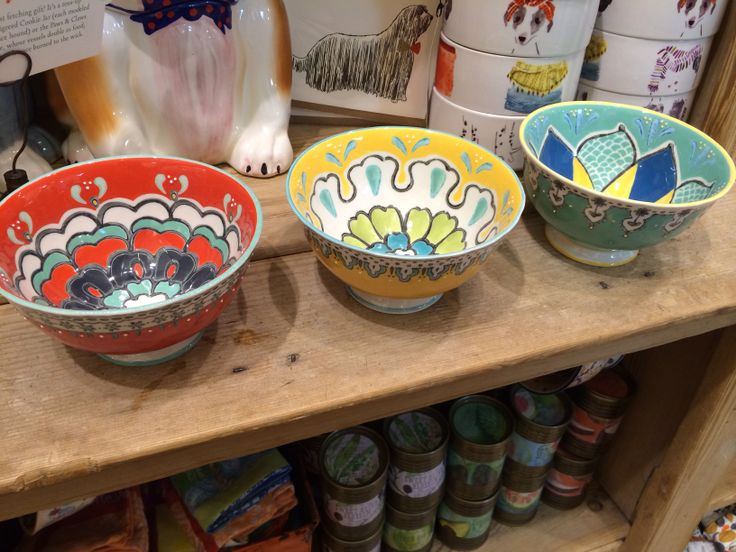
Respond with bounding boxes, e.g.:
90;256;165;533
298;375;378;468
575;83;697;121
57;1;293;178
443;0;598;57
435;33;584;116
580;30;712;96
597;0;728;40
428;87;525;170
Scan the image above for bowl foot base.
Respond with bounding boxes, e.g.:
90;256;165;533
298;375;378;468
347;287;442;314
98;332;204;366
545;225;639;267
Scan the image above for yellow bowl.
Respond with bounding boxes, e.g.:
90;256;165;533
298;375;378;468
286;127;525;314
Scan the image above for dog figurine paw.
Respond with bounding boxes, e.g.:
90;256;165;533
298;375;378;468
54;0;293;178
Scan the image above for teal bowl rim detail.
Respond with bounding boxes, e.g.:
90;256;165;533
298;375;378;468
519;101;736;211
285;126;526;262
0;155;264;318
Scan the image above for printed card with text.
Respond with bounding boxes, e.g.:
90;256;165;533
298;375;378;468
0;0;105;83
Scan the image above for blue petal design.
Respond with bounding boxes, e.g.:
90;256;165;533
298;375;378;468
469;198;489;225
539;129;574;179
411;240;434;255
635;118;645;137
411;137;430;152
319;189;337;217
392;136;408;155
368;243;390;253
296;193;305;203
430;167;447;199
475;162;493;174
386;232;410;251
343;140;357;161
461;152;472;174
629;144;677;203
300;171;307;194
366;165;382;196
325;152;342;167
564;112;575;133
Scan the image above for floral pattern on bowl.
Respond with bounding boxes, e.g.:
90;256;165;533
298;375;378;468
520;101;735;267
0;158;262;366
286;127;525;314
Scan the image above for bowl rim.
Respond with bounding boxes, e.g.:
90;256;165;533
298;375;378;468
440;30;585;61
591;27;715;45
285;125;526;261
0;155;264;318
431;86;527;121
519;100;736;211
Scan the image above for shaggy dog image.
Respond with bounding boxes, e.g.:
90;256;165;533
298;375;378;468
503;0;556;55
292;5;433;102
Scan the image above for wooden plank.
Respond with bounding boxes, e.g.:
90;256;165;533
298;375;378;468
587;542;623;552
707;465;736;512
689;1;736;156
597;333;720;518
1;194;736;520
621;326;736;552
432;491;629;552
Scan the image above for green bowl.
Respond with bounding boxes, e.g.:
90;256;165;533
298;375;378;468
520;101;735;266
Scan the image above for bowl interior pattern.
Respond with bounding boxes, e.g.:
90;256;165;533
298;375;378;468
522;102;733;207
287;127;524;259
0;157;260;312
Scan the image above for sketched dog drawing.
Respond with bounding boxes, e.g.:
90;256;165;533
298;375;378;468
503;0;556;54
677;0;717;34
292;5;433;102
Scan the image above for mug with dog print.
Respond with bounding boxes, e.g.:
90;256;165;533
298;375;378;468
443;0;598;57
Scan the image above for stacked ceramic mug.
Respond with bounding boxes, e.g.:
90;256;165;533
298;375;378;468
577;0;728;121
428;0;598;170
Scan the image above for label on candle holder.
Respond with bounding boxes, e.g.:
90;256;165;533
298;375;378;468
0;0;104;82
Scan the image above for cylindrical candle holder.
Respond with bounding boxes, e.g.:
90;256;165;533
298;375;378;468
320;426;389;541
436;489;498;550
563;370;635;459
505;386;572;478
541;448;597;509
446;395;514;501
382;504;437;552
322;524;383;552
384;408;449;513
494;470;546;526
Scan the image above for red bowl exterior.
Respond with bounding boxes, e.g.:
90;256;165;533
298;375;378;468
0;157;261;357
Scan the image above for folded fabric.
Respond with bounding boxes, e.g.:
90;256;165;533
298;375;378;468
18;488;147;552
162;478;297;550
170;449;292;534
214;481;297;546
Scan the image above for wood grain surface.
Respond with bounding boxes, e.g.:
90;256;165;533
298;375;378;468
1;188;735;520
621;327;736;552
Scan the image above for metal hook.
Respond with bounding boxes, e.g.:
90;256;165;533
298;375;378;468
0;50;33;194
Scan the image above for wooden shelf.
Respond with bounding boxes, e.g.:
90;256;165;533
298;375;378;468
1;124;736;522
707;466;736;512
432;491;629;552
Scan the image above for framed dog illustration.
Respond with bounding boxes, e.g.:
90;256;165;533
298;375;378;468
285;0;443;122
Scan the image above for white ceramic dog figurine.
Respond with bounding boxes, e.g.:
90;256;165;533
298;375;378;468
55;0;293;177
